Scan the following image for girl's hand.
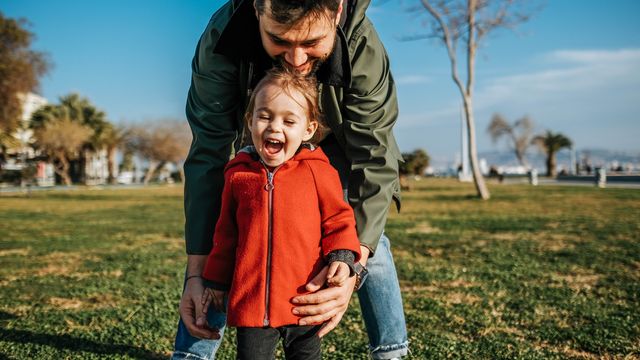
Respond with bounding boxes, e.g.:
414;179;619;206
326;261;351;288
201;288;226;313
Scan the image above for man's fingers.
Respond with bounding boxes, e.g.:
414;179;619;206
294;298;339;317
293;285;340;305
189;321;220;340
317;312;343;338
179;299;219;340
298;307;339;326
304;266;329;292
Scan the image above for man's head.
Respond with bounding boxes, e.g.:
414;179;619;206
254;0;343;75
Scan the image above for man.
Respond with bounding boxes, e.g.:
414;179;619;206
173;1;408;359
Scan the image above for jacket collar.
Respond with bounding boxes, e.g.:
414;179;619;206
213;0;350;88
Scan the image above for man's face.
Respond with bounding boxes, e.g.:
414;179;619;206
256;7;340;75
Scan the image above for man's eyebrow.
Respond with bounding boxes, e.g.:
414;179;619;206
266;31;326;44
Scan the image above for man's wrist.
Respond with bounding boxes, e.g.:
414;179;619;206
186;254;209;278
359;245;370;266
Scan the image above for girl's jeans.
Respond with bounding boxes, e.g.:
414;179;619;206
171;234;408;359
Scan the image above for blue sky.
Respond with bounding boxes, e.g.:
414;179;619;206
3;0;640;162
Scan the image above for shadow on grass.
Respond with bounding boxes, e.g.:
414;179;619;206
0;311;17;321
0;328;166;359
423;194;480;202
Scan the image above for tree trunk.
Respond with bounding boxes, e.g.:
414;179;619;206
462;96;490;200
53;150;73;186
79;148;89;185
547;152;557;178
107;146;117;184
461;0;489;200
515;149;529;169
143;160;161;185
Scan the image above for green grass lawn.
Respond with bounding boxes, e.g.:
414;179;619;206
1;180;638;359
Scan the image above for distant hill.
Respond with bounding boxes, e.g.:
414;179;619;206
480;148;640;172
430;148;640;173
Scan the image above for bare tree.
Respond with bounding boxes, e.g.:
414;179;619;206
487;113;534;168
413;0;536;199
126;120;191;184
33;117;92;185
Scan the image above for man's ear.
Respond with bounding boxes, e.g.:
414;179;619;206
254;0;259;19
335;0;344;26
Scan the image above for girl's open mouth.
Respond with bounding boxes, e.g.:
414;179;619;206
264;139;283;155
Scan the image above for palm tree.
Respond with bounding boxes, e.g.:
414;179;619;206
58;94;110;184
532;130;572;177
101;124;130;184
31;93;110;184
487;114;534;169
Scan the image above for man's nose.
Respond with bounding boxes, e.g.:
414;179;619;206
285;47;307;68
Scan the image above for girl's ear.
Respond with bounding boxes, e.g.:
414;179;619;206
246;113;254;130
302;120;319;142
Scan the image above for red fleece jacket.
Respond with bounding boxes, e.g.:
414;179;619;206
202;147;361;328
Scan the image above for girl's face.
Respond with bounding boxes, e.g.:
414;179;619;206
249;83;318;168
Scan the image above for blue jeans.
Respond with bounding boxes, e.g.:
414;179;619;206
171;234;408;359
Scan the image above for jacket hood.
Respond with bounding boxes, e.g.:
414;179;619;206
225;145;330;172
348;0;371;33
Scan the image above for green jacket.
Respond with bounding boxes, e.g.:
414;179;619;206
184;0;402;255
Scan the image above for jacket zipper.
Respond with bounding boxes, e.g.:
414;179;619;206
262;164;280;326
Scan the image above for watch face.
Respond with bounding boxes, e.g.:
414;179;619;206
354;264;369;291
360;266;369;281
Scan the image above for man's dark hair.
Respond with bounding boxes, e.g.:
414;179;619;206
254;0;340;25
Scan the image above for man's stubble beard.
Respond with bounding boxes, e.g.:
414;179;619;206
272;35;336;77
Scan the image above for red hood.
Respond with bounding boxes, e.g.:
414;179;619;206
225;146;330;173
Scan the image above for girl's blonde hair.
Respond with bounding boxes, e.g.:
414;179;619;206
244;67;325;144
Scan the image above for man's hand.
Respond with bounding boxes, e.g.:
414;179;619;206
179;255;220;340
292;246;370;338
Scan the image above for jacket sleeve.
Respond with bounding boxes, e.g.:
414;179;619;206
342;17;402;254
184;4;240;255
202;171;238;287
308;161;362;263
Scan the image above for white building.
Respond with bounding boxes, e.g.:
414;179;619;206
17;92;48;158
3;92;48;168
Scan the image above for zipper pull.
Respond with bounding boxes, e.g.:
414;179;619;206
265;171;274;191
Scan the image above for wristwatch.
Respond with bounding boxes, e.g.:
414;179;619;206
353;263;369;291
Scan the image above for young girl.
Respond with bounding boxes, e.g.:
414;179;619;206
200;68;361;360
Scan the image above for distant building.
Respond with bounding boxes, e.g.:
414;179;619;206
3;92;48;167
19;92;48;122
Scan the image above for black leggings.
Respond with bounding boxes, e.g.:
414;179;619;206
236;325;322;360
